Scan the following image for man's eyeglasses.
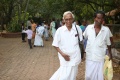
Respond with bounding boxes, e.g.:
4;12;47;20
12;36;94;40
64;18;73;22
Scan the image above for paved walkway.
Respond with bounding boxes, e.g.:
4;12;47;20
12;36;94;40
0;37;119;80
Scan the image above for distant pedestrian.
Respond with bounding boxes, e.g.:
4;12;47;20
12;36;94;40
21;23;26;42
34;23;45;47
80;20;87;32
43;21;49;41
24;26;33;49
50;18;56;39
80;20;87;49
31;20;37;39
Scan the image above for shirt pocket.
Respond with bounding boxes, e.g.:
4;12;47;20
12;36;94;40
98;40;106;48
72;34;79;45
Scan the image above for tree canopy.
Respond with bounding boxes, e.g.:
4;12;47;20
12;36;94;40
0;0;120;32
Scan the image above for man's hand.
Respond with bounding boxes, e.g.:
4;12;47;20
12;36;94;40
54;47;70;61
61;53;70;61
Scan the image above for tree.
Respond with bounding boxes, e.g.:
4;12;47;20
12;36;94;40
0;0;119;32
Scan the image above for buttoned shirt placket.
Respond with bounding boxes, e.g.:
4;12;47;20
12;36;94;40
91;27;104;60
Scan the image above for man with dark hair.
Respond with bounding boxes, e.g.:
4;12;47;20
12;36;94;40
94;11;105;19
21;23;26;42
80;19;87;32
83;11;112;80
34;23;45;47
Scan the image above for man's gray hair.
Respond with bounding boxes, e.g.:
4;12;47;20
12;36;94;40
63;11;75;19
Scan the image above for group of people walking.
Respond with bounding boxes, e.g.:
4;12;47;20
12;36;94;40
21;10;113;80
21;20;49;49
50;11;113;80
21;17;63;49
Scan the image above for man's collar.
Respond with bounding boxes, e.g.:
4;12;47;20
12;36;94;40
91;24;105;31
63;24;76;31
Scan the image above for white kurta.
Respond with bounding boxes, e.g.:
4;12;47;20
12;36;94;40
44;25;49;40
34;26;44;46
50;24;83;80
50;21;56;38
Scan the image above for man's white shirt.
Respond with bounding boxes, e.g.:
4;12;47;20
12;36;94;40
83;24;111;61
52;24;83;66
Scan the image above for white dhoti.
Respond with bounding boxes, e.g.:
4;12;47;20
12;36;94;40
85;60;104;80
34;34;43;46
50;66;78;80
34;26;44;46
50;49;81;80
52;30;56;39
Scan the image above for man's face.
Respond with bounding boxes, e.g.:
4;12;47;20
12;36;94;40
64;13;74;27
83;21;87;26
94;14;104;26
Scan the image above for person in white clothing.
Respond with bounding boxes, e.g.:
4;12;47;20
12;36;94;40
21;23;26;42
50;18;56;39
34;23;45;47
83;11;112;80
24;26;33;49
49;11;83;80
43;21;49;41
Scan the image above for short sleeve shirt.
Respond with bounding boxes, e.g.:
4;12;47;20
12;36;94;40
83;24;111;61
52;24;83;66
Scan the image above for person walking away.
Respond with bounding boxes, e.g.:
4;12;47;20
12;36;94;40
34;23;45;47
21;23;26;42
31;20;37;39
27;18;32;29
43;21;49;41
24;26;33;49
80;20;87;49
49;11;83;80
50;18;56;39
80;20;87;32
83;11;112;80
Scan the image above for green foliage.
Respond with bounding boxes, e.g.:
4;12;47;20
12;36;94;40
0;0;119;29
6;23;21;32
6;11;30;32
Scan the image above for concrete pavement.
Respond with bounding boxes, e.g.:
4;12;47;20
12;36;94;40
0;37;119;80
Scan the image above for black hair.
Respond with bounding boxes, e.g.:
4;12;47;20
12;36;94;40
52;18;55;21
94;11;105;19
28;26;31;29
21;22;24;26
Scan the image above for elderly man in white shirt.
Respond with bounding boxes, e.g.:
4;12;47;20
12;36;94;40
49;11;83;80
83;11;112;80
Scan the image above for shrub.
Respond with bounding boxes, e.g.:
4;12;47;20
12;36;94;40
6;22;21;32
